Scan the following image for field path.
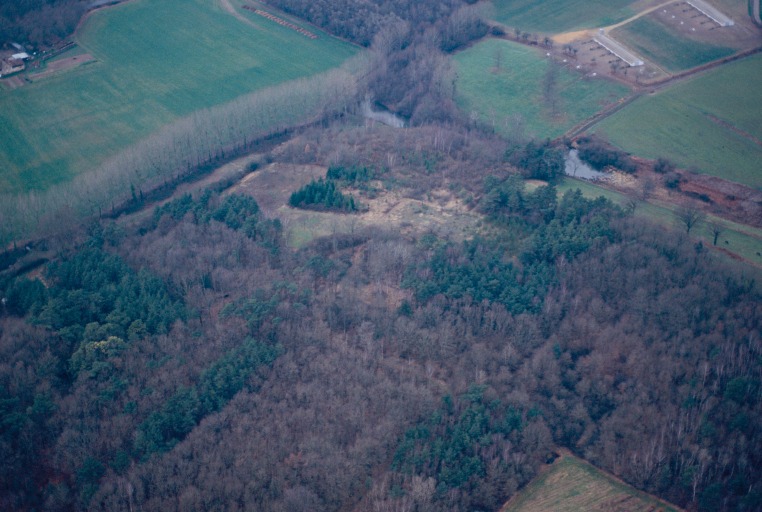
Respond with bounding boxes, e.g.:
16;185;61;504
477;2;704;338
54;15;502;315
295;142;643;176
553;0;675;43
218;0;259;29
564;46;762;140
602;0;676;31
705;113;762;147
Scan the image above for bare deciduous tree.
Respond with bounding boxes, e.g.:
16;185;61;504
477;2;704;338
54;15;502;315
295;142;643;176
542;61;561;117
676;204;706;234
709;220;724;246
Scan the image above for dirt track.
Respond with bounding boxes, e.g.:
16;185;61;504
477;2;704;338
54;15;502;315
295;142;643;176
30;54;95;81
552;0;676;44
219;0;259;29
563;45;762;140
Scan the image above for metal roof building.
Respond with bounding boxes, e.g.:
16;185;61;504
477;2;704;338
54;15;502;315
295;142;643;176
687;0;734;26
593;30;644;67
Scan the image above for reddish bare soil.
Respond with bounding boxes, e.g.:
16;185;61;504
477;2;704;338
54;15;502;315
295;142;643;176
603;156;762;229
678;172;762;227
1;75;25;89
30;54;95;81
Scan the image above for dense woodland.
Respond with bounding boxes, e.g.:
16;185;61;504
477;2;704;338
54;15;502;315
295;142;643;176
1;123;761;511
0;0;88;48
2;1;762;512
265;0;487;120
263;0;483;48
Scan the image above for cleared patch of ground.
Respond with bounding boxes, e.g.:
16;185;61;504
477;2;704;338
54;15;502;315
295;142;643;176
231;163;482;248
27;53;96;82
501;451;683;512
0;75;25;90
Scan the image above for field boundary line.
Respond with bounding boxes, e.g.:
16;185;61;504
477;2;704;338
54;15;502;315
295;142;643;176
703;112;762;148
243;5;318;39
602;0;677;32
570;47;762;139
561;91;642;140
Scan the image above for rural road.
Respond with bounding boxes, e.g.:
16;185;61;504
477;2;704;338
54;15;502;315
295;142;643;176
603;0;676;31
553;0;676;44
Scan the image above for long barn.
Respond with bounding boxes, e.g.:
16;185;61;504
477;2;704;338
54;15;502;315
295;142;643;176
593;30;644;67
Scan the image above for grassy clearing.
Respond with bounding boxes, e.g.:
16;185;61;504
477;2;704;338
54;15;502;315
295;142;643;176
453;39;631;140
611;17;735;72
502;453;682;512
281;190;482;249
557;178;762;266
490;0;635;33
0;0;356;193
593;53;762;189
231;163;481;248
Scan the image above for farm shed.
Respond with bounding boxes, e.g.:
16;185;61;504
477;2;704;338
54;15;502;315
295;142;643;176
686;0;734;26
593;31;644;67
1;57;25;76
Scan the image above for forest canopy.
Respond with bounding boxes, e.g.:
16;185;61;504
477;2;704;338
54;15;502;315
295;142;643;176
1;160;760;510
0;0;88;48
1;1;761;511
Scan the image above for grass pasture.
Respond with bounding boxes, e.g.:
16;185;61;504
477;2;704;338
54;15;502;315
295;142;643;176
490;0;635;33
453;39;631;140
593;53;762;188
502;453;682;512
611;16;735;72
0;0;356;194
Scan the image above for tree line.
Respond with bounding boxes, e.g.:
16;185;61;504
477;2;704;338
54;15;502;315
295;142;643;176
0;65;363;248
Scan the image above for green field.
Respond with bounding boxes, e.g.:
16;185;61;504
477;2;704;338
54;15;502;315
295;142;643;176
593;53;762;188
0;0;356;193
490;0;635;33
611;17;735;72
453;39;631;140
503;453;682;512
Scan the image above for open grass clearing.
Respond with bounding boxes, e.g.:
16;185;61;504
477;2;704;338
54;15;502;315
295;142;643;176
231;163;482;248
502;452;682;512
0;0;356;194
593;53;762;189
453;39;631;140
611;15;736;72
490;0;637;33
